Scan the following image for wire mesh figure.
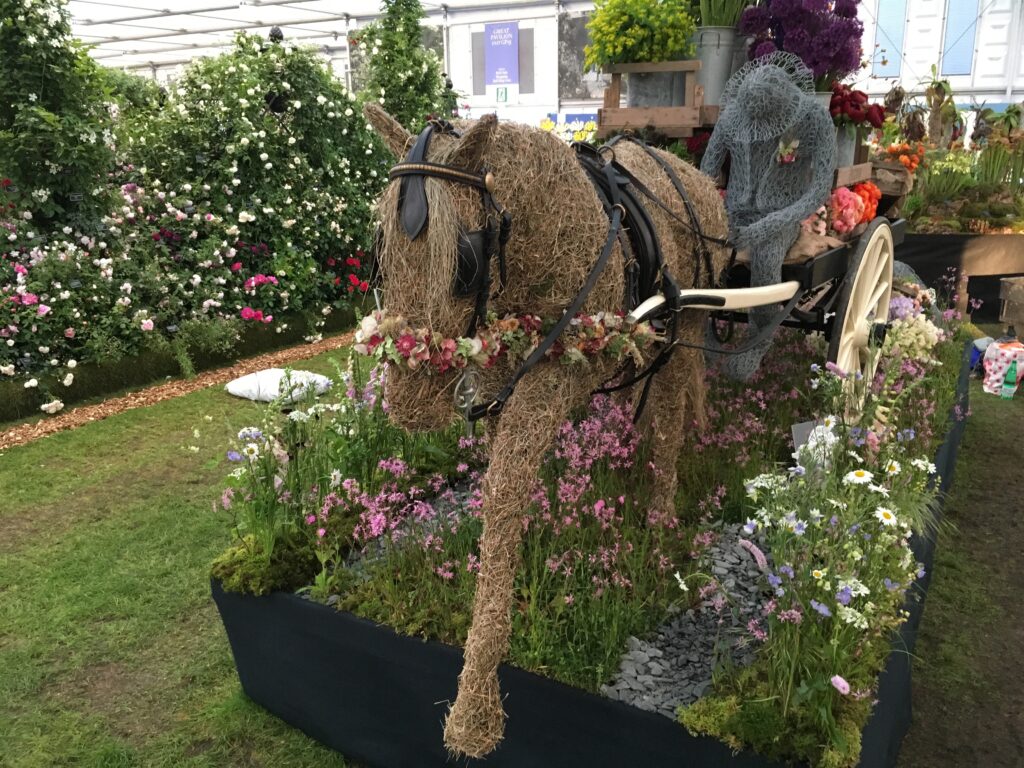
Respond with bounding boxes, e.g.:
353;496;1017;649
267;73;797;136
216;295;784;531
702;52;837;380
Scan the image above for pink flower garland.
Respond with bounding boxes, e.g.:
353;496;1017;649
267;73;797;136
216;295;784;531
354;310;659;375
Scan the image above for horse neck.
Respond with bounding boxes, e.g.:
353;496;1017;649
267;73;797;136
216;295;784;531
486;128;622;317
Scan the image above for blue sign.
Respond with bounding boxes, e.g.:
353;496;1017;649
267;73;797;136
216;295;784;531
484;22;519;86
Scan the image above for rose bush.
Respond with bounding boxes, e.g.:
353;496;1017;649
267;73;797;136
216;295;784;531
2;26;391;409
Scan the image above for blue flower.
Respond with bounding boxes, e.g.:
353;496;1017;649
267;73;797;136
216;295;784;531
768;573;783;589
779;564;795;579
883;578;900;591
226;450;242;462
810;599;832;617
742;519;758;536
836;586;853;605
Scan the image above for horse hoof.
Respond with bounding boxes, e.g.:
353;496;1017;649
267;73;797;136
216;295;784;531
443;680;505;758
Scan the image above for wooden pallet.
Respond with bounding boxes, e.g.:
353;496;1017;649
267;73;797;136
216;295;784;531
596;60;706;139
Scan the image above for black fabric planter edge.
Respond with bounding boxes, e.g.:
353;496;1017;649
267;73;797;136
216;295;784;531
210;343;972;768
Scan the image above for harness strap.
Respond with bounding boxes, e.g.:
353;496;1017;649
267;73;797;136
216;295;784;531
467;202;623;421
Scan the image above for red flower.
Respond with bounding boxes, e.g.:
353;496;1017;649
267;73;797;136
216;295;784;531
395;334;418;357
348;273;360;286
334;276;341;286
0;179;11;189
326;257;336;267
346;257;361;267
359;281;369;292
230;261;242;272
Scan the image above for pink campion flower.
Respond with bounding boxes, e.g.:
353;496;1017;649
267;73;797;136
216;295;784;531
306;514;316;524
316;527;326;538
831;675;851;695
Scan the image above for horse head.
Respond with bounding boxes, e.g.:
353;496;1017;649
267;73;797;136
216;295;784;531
364;104;500;432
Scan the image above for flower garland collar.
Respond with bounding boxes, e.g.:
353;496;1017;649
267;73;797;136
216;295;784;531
354;310;659;374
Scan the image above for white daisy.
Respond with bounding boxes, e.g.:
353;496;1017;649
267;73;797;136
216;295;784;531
884;459;901;476
874;507;898;526
242;442;261;460
843;469;874;485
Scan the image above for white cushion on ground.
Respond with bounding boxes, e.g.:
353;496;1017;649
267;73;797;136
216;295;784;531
224;368;331;403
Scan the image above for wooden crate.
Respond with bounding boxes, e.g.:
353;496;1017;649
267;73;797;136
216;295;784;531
596;60;706;139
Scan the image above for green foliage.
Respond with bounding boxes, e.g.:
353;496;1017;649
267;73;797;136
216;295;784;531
352;0;448;136
97;67;162;113
211;535;318;596
585;0;696;70
0;0;115;224
697;0;750;27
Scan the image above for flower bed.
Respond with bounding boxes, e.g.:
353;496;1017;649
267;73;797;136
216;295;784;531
208;277;970;767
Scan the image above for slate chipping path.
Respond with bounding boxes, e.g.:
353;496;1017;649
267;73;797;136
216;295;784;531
602;523;771;717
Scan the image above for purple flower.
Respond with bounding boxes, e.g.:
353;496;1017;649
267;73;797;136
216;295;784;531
789;465;806;477
836;586;853;605
738;5;772;34
226;450;242;462
768;573;783;588
793;521;807;535
742;519;758;536
779;564;795;579
752;40;778;59
884;578;900;591
810;599;832;617
917;567;927;579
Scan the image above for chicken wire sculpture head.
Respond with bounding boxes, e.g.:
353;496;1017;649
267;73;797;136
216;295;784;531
720;51;815;143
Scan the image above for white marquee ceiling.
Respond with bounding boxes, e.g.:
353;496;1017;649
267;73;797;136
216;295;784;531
70;0;553;73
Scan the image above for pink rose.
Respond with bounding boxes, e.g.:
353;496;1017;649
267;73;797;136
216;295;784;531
37;304;51;317
21;293;38;306
140;319;154;331
64;327;75;339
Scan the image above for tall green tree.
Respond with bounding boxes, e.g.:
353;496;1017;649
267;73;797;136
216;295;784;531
353;0;449;139
0;0;114;225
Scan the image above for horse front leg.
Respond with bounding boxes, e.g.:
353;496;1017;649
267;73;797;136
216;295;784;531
443;369;578;758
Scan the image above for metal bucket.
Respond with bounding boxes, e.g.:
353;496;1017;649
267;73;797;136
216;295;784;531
693;27;736;106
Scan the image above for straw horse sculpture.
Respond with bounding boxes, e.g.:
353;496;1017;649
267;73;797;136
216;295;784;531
364;104;730;757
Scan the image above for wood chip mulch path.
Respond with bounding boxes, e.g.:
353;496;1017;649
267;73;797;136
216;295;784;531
0;331;354;453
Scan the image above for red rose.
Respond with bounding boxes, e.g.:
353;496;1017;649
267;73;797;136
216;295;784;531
359;281;369;292
346;257;361;267
348;273;360;286
326;257;336;267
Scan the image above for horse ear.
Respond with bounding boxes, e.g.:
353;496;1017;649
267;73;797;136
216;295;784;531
447;113;497;170
363;103;415;158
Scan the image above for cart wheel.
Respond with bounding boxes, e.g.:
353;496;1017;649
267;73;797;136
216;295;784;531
827;217;894;421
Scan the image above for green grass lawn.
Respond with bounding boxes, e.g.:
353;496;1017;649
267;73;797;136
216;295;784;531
0;351;349;768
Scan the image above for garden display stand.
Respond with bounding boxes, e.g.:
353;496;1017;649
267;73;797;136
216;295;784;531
211;344;971;768
596;61;713;139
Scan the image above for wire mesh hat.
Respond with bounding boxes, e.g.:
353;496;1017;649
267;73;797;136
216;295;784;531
719;51;815;142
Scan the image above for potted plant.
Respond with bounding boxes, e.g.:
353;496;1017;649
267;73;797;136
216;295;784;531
585;0;697;108
692;0;751;106
738;0;863;104
829;83;886;166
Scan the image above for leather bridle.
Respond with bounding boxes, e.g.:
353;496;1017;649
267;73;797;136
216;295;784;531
388;121;511;338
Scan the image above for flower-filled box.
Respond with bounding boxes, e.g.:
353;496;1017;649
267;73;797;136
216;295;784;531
209;278;971;768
